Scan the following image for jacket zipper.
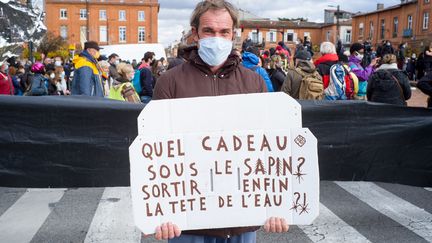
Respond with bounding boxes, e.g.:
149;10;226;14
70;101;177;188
212;74;217;95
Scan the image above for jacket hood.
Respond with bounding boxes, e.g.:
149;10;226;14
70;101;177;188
296;60;316;73
241;51;260;68
182;46;241;76
73;50;100;75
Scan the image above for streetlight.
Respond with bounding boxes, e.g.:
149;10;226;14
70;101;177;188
328;5;340;43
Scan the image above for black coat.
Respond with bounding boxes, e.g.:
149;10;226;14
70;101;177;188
268;68;286;92
367;68;411;106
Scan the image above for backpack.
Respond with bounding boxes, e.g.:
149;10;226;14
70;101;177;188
132;69;142;94
342;65;357;99
296;68;323;100
325;63;347;100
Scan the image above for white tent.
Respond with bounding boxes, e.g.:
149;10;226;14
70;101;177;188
100;43;166;62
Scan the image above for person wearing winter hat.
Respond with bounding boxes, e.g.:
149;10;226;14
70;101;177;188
348;42;378;100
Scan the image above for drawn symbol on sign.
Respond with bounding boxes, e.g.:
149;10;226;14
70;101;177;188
294;135;306;147
299;203;309;215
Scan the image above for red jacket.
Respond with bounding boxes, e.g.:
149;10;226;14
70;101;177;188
314;54;339;89
0;72;14;95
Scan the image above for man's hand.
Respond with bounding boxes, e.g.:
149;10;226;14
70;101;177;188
264;217;289;233
154;222;181;240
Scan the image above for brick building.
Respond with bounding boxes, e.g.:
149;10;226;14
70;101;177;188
351;0;432;52
44;0;159;48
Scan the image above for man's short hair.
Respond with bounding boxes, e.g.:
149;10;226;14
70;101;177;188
190;0;239;29
143;52;155;62
108;53;119;61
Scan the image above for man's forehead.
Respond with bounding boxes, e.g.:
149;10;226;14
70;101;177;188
198;9;233;29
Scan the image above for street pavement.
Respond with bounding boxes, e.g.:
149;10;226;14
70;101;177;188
0;181;431;243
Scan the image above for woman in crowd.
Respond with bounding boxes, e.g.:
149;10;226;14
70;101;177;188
25;62;48;96
367;54;411;106
108;62;140;103
98;60;111;97
267;55;286;92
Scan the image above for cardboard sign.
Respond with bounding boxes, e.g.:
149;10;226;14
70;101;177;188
129;93;319;234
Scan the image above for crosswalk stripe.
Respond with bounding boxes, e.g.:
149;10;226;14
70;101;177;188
425;188;432;192
336;181;432;242
299;203;371;243
0;188;65;243
84;187;142;243
0;187;27;217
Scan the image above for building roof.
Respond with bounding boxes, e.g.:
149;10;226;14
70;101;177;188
353;0;417;18
240;20;323;29
320;19;352;28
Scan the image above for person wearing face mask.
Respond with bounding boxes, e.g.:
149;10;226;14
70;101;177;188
71;41;105;97
0;61;14;95
152;1;286;242
348;42;378;100
108;62;140;103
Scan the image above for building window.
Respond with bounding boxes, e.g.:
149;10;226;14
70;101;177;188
266;29;277;43
138;11;145;21
60;25;68;39
286;30;294;42
345;30;351;43
119;10;126;21
369;21;374;39
407;15;413;30
380;19;385;39
99;10;106;20
60;9;67;19
80;26;87;43
80;9;87;20
359;22;364;36
249;30;262;44
423;12;429;30
100;26;107;43
119;26;126;42
138;27;145;42
393;17;398;37
326;31;331;41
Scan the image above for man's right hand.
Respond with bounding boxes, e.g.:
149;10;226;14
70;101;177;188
154;222;181;240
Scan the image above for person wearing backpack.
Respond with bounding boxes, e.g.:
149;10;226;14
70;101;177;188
281;50;323;99
242;47;274;92
367;54;411;106
136;52;155;104
348;42;378;100
315;42;339;90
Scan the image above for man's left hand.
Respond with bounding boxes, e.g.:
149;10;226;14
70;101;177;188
264;217;289;233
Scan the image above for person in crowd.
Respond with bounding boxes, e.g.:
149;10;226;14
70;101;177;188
138;51;155;104
167;45;186;70
44;57;55;72
54;59;69;95
8;66;22;96
379;40;395;58
108;53;121;83
303;36;314;57
152;1;288;240
367;54;411;106
242;46;274;91
278;41;292;57
131;59;138;69
295;38;304;53
281;50;322;99
98;60;111;97
406;53;417;81
361;39;373;67
71;41;105;97
397;42;407;70
279;53;290;73
262;50;270;59
268;54;286;92
314;42;339;90
0;61;14;95
47;69;60;95
26;62;48;96
348;42;378;100
151;58;165;85
108;62;140;103
241;37;253;53
417;43;432;107
14;65;26;95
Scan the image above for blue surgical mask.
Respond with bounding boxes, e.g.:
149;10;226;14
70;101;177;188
198;37;233;66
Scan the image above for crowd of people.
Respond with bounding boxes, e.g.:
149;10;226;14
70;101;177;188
1;8;432;110
1;36;431;107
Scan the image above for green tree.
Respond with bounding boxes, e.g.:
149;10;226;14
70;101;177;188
37;32;67;57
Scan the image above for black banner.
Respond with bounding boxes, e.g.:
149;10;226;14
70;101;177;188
0;96;431;187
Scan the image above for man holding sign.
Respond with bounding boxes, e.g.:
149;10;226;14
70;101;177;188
152;0;289;241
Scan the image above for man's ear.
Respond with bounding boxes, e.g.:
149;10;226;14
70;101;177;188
191;27;199;43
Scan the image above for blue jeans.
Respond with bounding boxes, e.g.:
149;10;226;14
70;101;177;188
168;231;256;243
140;95;152;104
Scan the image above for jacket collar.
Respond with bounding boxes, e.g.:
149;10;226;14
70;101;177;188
314;53;339;66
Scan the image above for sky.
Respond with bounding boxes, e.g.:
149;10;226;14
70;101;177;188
158;0;402;47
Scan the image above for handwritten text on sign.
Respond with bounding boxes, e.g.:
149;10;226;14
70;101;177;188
129;129;319;234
